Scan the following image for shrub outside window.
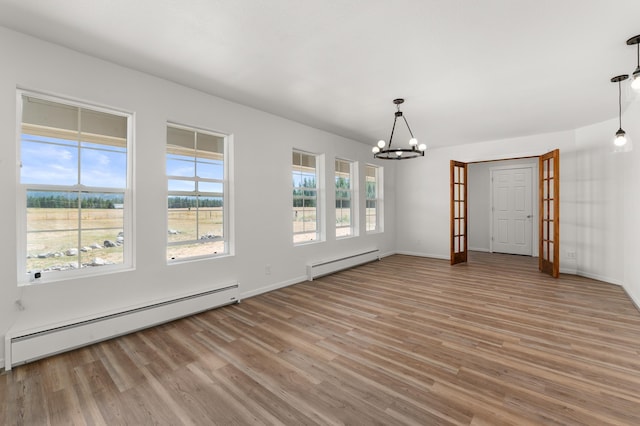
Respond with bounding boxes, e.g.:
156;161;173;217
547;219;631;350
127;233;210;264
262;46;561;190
167;124;228;261
18;92;132;283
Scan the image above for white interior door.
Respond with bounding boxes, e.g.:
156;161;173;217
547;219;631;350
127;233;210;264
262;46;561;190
491;167;533;255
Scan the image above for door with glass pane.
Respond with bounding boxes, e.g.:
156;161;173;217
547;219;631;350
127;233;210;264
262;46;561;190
539;149;559;277
450;161;468;265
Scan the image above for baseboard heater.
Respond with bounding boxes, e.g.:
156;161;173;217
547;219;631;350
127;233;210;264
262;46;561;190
307;249;379;281
4;283;239;370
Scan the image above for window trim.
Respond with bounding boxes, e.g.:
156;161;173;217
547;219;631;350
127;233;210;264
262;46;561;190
166;122;230;263
365;164;383;234
292;149;323;245
335;157;357;239
16;90;134;285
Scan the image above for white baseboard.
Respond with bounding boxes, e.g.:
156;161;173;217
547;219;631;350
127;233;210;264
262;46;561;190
240;275;308;300
395;250;450;260
468;247;490;252
622;286;640;313
560;267;578;276
575;270;622;286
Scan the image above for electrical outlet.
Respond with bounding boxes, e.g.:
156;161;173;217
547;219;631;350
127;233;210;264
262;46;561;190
265;264;271;275
567;251;576;259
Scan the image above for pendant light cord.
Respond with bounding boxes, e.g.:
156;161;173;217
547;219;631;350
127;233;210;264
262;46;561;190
618;80;622;129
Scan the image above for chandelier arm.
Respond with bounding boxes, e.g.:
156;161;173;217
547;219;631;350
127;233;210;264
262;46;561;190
637;43;639;68
388;115;399;149
401;115;415;139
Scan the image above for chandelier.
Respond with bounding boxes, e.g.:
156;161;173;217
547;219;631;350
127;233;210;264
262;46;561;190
372;98;426;160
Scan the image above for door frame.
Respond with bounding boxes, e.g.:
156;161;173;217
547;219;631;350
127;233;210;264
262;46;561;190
488;163;538;256
450;152;558;276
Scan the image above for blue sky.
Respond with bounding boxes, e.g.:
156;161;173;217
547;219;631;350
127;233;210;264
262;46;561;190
21;135;126;188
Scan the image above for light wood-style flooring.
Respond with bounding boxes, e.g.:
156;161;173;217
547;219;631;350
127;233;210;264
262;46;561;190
2;252;640;425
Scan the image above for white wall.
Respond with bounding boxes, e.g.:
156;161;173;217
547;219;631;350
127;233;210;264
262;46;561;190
0;27;397;367
622;98;640;308
468;158;539;254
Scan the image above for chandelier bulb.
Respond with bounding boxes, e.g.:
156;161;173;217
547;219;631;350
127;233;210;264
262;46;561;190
409;138;418;146
395;151;402;157
377;140;385;148
372;146;380;153
418;143;427;151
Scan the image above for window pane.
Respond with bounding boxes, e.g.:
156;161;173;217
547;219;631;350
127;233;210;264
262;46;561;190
168;196;198;242
27;230;79;273
168;179;195;192
21;139;78;185
80;229;124;267
80;147;127;188
196;160;223;180
167;157;195;177
198;181;223;194
198;204;224;240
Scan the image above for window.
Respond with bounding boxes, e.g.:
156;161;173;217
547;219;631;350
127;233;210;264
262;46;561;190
292;150;321;244
166;124;228;261
366;165;383;232
335;158;356;238
18;92;131;283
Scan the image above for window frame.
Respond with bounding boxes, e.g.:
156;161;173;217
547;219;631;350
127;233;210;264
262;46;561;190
16;90;134;285
166;122;230;263
292;149;323;245
365;164;383;233
335;158;357;239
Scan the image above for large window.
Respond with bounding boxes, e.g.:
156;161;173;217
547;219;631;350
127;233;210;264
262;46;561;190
335;158;356;238
18;92;131;283
366;165;383;233
292;150;321;244
166;124;228;261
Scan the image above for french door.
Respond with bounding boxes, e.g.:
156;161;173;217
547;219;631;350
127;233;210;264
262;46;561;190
539;149;560;277
450;161;468;265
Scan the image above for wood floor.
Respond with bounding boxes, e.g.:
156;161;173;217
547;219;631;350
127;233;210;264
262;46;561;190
2;252;640;425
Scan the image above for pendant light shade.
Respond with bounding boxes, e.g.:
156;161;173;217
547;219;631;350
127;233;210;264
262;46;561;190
372;99;425;160
627;35;640;92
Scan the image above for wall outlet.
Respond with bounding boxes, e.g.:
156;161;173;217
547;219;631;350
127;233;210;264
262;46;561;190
265;264;271;275
567;251;576;259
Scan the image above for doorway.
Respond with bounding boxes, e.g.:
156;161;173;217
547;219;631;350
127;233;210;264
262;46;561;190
450;150;560;277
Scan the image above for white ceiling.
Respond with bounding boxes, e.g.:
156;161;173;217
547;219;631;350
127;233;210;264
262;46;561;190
1;0;639;148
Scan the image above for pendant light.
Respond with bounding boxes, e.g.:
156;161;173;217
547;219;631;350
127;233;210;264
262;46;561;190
610;74;630;150
372;98;426;160
627;35;640;92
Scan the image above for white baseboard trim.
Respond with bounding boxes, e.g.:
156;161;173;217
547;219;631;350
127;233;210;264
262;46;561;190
240;275;308;300
560;267;578;275
0;357;4;372
575;270;622;286
379;250;396;259
468;247;490;252
395;250;450;260
622;286;640;313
